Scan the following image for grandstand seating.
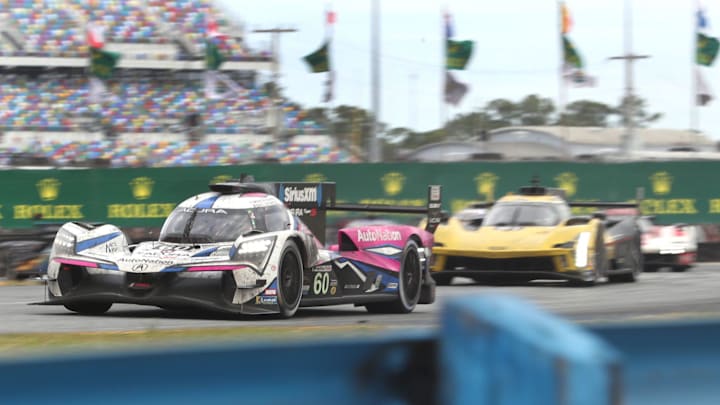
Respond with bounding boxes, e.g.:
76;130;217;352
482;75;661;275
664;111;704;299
2;140;356;166
0;0;268;60
1;74;324;135
0;1;338;166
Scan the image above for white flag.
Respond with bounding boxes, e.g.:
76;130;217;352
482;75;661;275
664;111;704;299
444;71;468;106
696;67;714;106
563;67;597;87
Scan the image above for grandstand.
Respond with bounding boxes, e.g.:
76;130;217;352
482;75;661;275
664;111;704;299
0;0;349;167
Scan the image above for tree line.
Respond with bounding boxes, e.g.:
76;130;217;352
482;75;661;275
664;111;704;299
295;94;661;160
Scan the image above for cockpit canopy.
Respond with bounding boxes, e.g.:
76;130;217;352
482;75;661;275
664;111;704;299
159;204;289;244
484;202;571;227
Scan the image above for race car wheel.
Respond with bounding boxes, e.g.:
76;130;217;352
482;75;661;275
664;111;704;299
277;241;303;318
64;302;112;315
672;265;690;272
366;240;422;314
609;236;642;283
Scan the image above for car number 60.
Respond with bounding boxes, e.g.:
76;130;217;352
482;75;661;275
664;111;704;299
313;272;330;295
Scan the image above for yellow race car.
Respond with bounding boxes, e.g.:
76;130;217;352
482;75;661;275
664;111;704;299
430;181;642;286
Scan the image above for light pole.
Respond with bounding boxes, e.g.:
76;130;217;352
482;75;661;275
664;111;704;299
252;28;298;143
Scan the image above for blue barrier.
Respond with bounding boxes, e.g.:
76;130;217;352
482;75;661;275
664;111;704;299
441;295;619;405
1;295;719;404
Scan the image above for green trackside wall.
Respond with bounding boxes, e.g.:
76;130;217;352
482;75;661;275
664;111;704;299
0;161;716;228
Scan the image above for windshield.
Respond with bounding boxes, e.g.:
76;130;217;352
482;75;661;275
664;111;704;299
159;205;289;243
484;202;569;227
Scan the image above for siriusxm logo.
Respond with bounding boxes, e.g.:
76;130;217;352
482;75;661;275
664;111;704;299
283;186;318;203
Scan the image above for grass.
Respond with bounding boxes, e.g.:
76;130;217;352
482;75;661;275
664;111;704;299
0;324;386;359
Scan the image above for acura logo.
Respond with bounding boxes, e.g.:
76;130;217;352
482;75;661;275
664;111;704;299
132;263;148;272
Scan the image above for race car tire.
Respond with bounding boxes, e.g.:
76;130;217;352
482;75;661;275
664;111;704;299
609;236;642;283
277;240;303;318
643;265;659;272
672;265;690;272
366;240;422;314
64;302;112;315
431;273;454;286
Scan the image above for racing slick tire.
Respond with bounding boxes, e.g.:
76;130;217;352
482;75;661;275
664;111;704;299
608;236;642;283
671;265;691;272
366;240;422;314
277;240;304;318
64;302;112;315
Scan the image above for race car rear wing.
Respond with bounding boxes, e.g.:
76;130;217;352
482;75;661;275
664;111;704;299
274;182;443;244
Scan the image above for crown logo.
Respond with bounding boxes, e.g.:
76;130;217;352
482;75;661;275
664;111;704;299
650;172;672;195
36;178;61;201
130;177;154;200
304;173;328;183
474;172;498;201
555;172;578;197
381;172;405;196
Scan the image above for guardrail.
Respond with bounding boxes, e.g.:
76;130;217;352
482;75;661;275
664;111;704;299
0;295;718;404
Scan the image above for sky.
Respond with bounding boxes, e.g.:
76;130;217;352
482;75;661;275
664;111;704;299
215;0;720;139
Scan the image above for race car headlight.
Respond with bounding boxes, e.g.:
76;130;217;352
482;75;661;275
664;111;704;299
574;232;591;268
232;236;276;274
52;228;76;256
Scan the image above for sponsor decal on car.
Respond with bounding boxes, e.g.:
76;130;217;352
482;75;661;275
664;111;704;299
255;296;278;305
289;208;317;217
117;257;175;266
344;284;360;289
313;264;332;272
356;229;402;242
283;186;318;203
263;288;277;296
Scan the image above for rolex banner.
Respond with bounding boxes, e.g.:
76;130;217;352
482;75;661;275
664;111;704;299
446;39;474;70
303;42;330;73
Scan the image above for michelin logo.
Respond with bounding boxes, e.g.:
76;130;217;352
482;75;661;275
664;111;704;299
283;186;318;204
357;229;402;242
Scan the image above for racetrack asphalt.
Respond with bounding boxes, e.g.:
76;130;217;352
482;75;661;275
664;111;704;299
1;263;720;334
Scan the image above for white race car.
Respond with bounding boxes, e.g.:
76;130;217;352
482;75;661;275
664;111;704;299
638;216;697;272
37;180;442;317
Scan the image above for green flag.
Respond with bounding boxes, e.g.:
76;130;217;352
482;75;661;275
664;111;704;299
303;42;330;73
562;35;583;69
446;39;474;70
90;47;121;80
205;39;224;70
697;33;720;66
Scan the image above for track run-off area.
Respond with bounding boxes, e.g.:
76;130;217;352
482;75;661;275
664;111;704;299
1;264;720;334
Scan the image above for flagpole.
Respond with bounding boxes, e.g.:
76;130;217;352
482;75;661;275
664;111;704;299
369;0;381;162
692;0;699;132
325;5;334;136
558;1;568;141
442;7;451;138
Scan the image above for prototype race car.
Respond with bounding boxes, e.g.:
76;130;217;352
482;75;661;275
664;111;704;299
37;180;442;317
430;180;643;286
637;216;697;272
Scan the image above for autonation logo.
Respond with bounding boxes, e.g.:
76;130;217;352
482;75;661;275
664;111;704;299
283;186;318;204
